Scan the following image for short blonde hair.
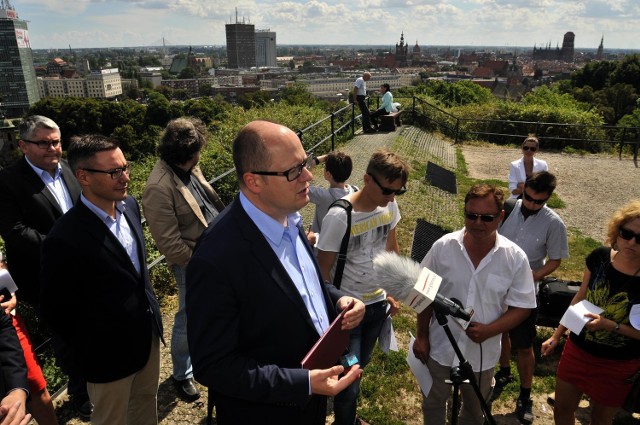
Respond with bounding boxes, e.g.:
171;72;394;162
606;200;640;248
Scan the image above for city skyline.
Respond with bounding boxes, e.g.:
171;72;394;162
9;0;640;50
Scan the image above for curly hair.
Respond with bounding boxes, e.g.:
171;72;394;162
606;200;640;248
158;117;208;165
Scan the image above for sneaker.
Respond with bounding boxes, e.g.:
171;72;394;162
490;371;514;401
516;397;534;424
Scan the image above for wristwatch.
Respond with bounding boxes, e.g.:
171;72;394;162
314;156;320;165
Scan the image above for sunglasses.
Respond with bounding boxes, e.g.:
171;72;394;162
523;191;548;205
367;173;407;196
619;227;640;244
522;146;537;152
464;211;501;222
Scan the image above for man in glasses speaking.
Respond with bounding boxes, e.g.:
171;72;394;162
413;184;536;425
494;171;569;424
186;120;365;424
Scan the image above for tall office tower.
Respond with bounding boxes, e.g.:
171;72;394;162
0;0;40;117
255;29;276;68
225;13;256;69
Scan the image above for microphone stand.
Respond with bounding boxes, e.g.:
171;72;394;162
435;311;496;425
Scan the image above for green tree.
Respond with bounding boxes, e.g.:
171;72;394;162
144;91;172;127
183;96;231;125
178;67;197;79
594;83;638;125
237;90;272;109
280;82;317;107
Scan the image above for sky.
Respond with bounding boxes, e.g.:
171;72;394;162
9;0;640;50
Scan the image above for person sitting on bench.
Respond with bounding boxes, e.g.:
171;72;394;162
370;84;393;131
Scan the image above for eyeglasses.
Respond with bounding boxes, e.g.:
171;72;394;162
464;211;501;222
82;164;130;180
251;155;312;182
619;227;640;244
523;191;548;205
367;173;407;196
522;146;537;152
22;139;61;150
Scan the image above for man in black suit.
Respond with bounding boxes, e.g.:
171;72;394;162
0;115;81;306
186;120;365;425
40;135;164;425
0;311;31;425
0;115;87;418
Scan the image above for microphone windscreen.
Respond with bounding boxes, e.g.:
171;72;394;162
372;251;423;300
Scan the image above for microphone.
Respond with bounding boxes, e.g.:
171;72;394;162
372;251;472;321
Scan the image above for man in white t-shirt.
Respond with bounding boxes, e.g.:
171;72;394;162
413;184;536;425
317;148;410;425
353;72;374;133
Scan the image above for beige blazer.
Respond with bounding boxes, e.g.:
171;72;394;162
142;160;225;266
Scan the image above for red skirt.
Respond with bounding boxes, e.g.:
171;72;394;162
12;312;48;393
557;337;640;407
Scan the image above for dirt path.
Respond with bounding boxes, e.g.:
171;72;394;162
461;144;640;244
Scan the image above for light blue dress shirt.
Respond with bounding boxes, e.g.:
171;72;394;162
25;157;74;213
81;194;141;274
239;192;330;336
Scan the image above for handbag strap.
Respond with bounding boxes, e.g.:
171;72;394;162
329;199;353;290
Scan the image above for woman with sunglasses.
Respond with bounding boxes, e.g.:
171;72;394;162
508;135;548;199
541;200;640;425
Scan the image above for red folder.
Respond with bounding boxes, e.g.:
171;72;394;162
301;300;355;370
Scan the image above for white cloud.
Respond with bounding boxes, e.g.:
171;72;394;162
13;0;640;48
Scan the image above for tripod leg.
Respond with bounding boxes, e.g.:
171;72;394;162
450;383;460;425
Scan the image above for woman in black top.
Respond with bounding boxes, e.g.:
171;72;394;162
542;200;640;425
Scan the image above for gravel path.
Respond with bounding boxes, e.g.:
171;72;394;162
461;144;640;244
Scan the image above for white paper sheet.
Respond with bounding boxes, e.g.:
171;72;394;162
559;300;604;334
0;269;18;294
378;315;399;353
406;333;433;397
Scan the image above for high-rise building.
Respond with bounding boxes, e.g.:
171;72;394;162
255;29;276;68
226;14;256;69
0;0;40;117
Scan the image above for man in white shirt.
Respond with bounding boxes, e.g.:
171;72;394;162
413;184;536;425
353;72;374;133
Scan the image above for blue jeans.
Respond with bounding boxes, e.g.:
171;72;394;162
333;300;387;425
171;265;193;380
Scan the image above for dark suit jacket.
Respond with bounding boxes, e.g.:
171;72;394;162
0;157;81;305
186;197;345;425
39;196;163;383
0;312;28;398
